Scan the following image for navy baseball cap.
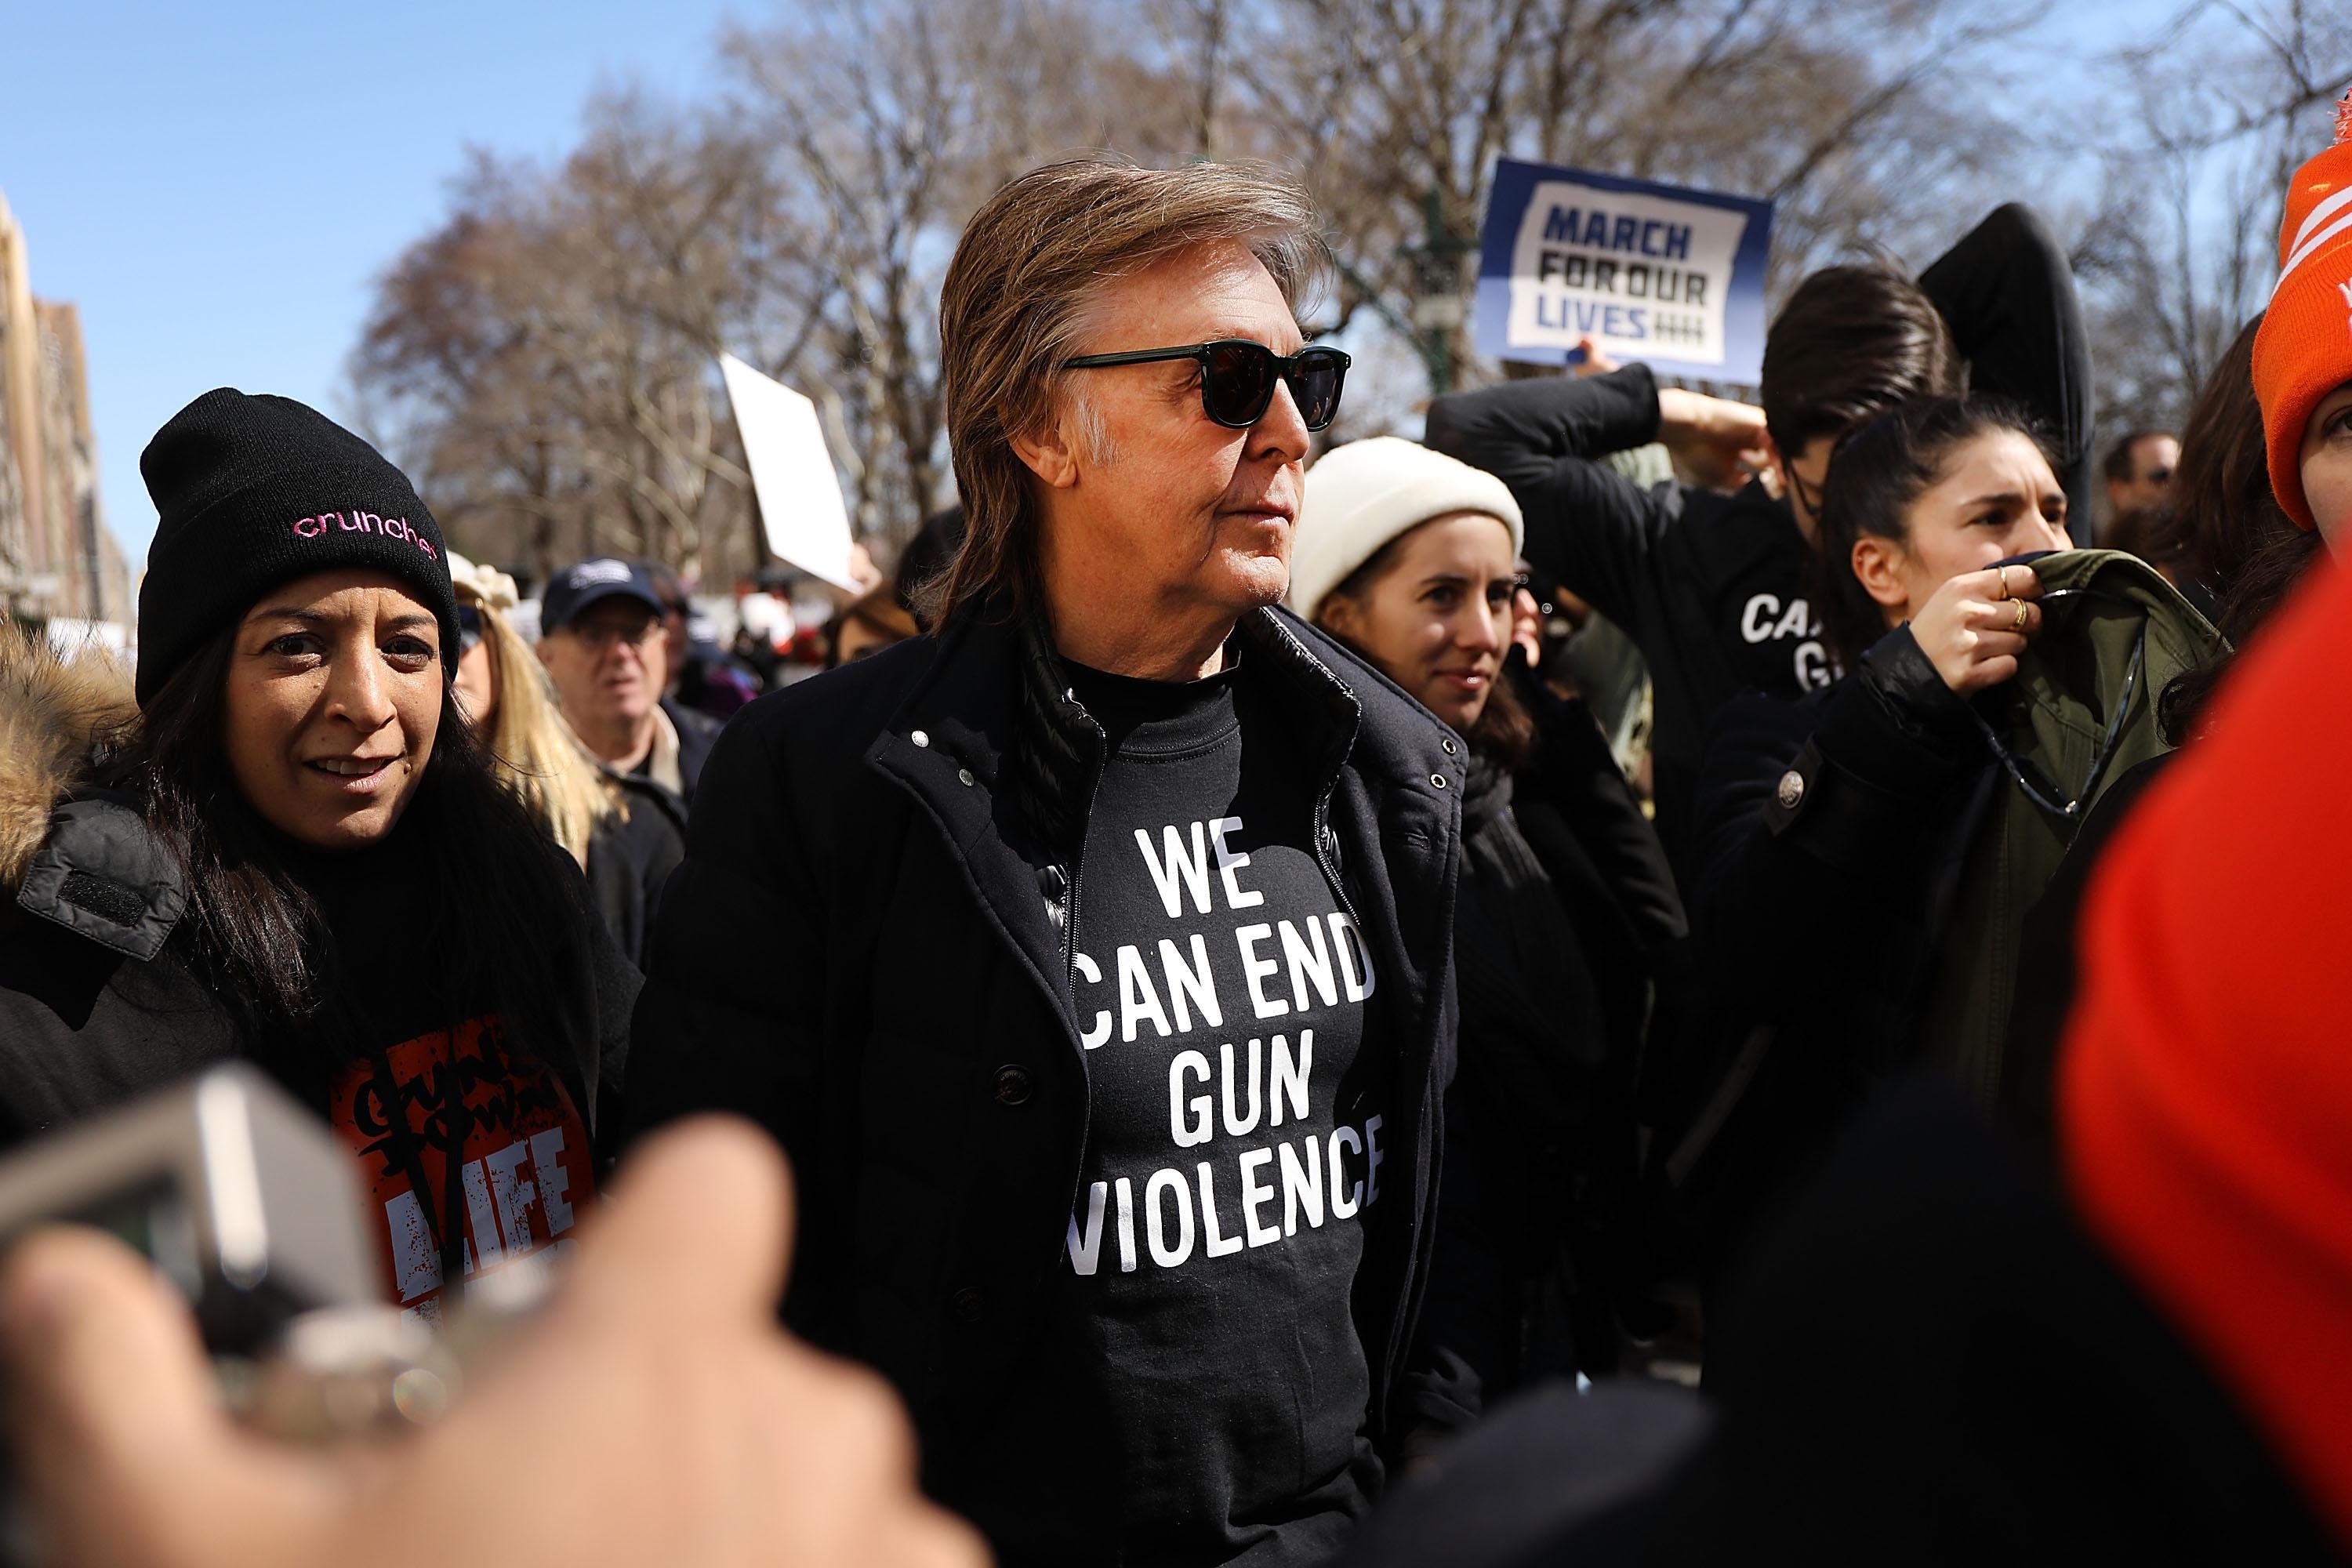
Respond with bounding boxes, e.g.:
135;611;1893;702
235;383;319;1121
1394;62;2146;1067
542;557;665;632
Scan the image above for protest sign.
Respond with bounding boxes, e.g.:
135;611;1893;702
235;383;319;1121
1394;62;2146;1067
717;352;862;591
1474;158;1773;383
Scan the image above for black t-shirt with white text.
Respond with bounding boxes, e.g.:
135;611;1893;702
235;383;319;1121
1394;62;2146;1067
981;655;1389;1567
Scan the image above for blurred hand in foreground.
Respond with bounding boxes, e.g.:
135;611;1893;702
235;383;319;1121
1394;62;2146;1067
0;1118;988;1568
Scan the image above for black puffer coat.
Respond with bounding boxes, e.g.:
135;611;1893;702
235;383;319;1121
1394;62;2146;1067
624;603;1468;1501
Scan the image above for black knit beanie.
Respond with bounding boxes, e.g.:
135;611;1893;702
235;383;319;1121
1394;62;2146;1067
136;389;459;706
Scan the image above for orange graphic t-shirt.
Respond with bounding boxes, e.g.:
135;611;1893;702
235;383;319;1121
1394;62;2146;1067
328;1015;597;1327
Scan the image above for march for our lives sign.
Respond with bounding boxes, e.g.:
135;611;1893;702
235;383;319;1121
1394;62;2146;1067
1475;158;1773;383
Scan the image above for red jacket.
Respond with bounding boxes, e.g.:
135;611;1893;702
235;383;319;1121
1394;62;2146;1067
2065;554;2352;1548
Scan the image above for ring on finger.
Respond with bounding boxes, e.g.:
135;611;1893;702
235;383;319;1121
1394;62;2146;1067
2010;597;2030;633
1994;564;2013;601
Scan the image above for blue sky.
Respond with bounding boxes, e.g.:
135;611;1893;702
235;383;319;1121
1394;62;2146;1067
3;0;2162;568
2;0;750;562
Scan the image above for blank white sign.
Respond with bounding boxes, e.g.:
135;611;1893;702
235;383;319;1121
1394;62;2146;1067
719;352;861;592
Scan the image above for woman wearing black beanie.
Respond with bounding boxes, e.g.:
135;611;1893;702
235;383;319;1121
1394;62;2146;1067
0;389;636;1324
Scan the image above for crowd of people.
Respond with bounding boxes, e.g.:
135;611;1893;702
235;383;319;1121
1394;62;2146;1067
2;96;2352;1568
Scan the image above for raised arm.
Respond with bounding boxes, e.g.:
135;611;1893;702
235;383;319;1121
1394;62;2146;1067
1918;204;2096;533
1426;365;1765;627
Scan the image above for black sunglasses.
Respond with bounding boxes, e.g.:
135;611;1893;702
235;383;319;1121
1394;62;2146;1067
1062;338;1351;431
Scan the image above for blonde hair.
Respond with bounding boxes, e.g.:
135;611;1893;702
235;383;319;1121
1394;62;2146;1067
456;579;621;866
927;156;1327;627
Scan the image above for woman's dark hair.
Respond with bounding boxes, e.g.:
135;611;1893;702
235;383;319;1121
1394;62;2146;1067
2142;315;2270;590
1319;528;1536;770
1809;396;2055;670
115;625;591;1069
2151;312;2324;739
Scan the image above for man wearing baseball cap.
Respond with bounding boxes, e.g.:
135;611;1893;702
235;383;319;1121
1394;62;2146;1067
539;557;722;806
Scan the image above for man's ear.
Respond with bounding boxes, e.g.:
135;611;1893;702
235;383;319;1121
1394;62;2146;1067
1850;534;1911;615
1011;408;1081;490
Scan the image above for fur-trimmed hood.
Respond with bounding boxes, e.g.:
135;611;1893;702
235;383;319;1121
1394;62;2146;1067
0;630;138;894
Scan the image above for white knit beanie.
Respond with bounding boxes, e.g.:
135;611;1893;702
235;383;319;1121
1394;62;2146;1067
1287;437;1525;620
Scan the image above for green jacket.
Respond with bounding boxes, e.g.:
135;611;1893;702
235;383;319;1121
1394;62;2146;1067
1665;550;2220;1208
1920;548;2223;1112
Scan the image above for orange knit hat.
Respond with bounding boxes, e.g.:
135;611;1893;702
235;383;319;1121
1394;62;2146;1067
2252;89;2352;530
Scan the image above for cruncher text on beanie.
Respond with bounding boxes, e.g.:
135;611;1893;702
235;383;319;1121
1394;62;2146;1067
292;510;438;559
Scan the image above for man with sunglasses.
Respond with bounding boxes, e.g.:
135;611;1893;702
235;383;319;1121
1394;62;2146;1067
628;157;1474;1566
1427;203;2094;875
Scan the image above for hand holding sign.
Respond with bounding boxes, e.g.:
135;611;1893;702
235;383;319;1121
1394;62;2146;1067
1570;336;1622;377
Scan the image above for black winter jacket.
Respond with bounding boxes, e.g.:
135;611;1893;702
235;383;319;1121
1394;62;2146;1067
587;777;685;971
1344;1084;2336;1567
583;697;720;969
1680;626;1999;1272
624;604;1468;1511
1421;681;1687;1397
660;693;721;799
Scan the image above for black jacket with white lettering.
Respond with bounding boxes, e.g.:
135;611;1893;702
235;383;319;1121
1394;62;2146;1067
622;601;1468;1518
1425;365;1823;869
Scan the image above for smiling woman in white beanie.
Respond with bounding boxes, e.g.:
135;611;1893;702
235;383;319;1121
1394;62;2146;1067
1289;437;1524;622
1296;432;1686;1410
1291;436;1526;741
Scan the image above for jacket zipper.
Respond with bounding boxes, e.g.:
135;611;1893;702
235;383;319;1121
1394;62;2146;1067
1260;610;1366;930
1061;717;1109;989
1311;782;1363;934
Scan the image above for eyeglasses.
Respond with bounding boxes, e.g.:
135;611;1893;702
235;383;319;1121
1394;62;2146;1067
564;615;663;652
1062;339;1352;432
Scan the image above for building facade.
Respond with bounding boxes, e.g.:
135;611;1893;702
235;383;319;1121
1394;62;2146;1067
0;191;130;629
